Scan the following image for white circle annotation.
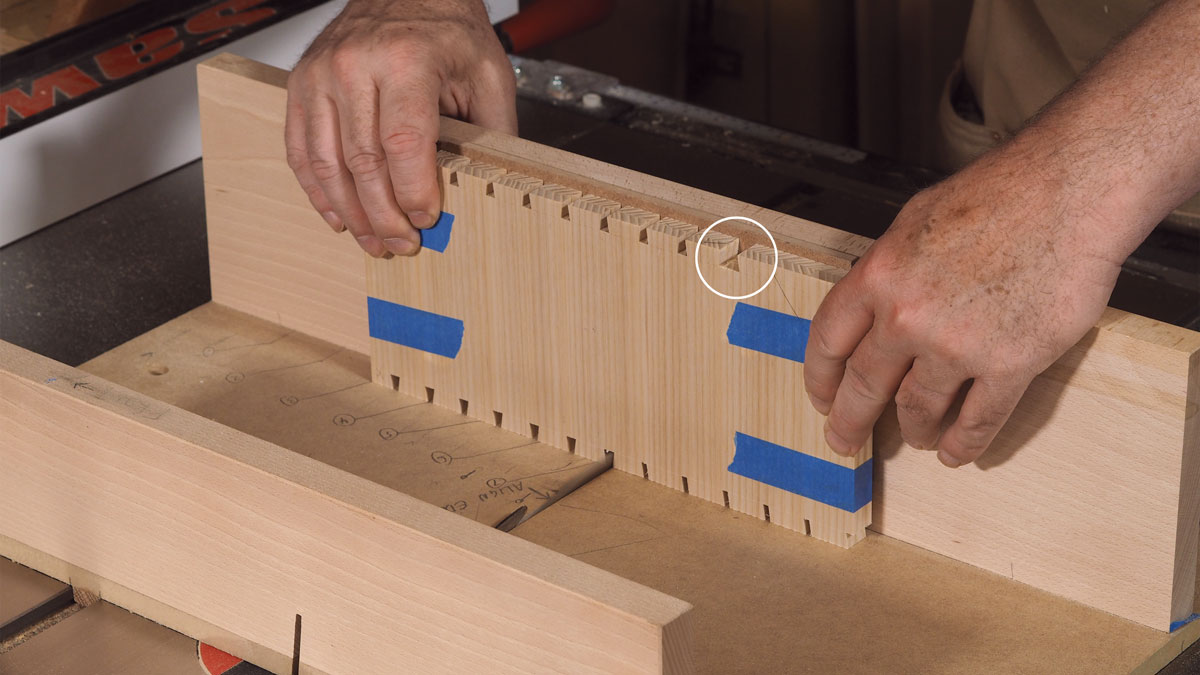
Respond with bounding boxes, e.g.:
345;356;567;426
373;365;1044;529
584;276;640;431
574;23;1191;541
693;216;778;300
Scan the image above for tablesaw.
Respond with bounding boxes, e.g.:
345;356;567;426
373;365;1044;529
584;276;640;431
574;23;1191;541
2;46;1199;675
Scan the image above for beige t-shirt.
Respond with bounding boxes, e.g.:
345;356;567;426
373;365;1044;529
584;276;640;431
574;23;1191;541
963;0;1154;135
937;0;1197;217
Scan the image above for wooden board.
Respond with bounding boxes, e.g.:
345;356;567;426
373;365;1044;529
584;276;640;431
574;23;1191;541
50;307;1200;672
196;53;1200;630
365;153;870;547
0;341;693;674
873;319;1200;632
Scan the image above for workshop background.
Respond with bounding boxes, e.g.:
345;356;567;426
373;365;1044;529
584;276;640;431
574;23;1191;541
527;0;972;170
1;1;1198;673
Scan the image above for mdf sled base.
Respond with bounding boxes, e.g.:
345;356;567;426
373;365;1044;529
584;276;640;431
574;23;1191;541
3;305;1199;674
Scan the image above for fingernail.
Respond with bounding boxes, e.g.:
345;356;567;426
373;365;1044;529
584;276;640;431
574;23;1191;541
321;211;343;232
937;450;962;468
823;421;858;456
409;211;435;229
356;235;383;256
383;237;415;255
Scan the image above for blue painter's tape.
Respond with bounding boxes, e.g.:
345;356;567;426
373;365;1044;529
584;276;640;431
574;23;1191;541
726;302;810;363
727;432;872;512
367;297;463;358
1171;612;1200;632
419;211;455;252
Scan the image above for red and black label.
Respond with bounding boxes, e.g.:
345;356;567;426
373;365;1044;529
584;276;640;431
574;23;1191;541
0;0;327;137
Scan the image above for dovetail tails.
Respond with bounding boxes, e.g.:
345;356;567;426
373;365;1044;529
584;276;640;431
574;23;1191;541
686;229;741;269
436;151;471;188
436;150;841;285
528;184;584;219
740;244;842;282
435;151;842;287
493;173;543;209
569;195;621;232
609;206;658;243
437;152;507;199
387;150;870;548
436;151;471;172
646;218;698;254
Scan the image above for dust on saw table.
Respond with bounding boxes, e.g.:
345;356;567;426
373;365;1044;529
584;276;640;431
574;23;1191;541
80;302;606;528
75;303;1198;675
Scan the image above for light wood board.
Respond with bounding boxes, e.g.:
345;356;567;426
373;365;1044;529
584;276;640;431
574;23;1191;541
2;534;317;675
0;340;693;674
197;53;1200;630
366;153;870;546
43;307;1200;673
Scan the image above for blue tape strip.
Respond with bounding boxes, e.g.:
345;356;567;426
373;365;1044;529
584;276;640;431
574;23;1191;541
419;211;455;252
367;297;463;358
1171;612;1200;632
727;432;872;512
726;302;810;363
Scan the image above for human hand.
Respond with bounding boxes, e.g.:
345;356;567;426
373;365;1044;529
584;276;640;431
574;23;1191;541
803;147;1126;467
285;0;517;257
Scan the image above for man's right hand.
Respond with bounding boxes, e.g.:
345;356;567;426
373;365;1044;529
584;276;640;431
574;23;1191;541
285;0;517;257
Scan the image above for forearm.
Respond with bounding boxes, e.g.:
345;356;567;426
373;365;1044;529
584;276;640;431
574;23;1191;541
804;1;1199;466
988;0;1200;261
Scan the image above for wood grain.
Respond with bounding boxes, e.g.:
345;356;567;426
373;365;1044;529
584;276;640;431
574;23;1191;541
366;153;871;547
198;56;369;355
196;53;1200;631
873;315;1200;631
0;341;693;674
